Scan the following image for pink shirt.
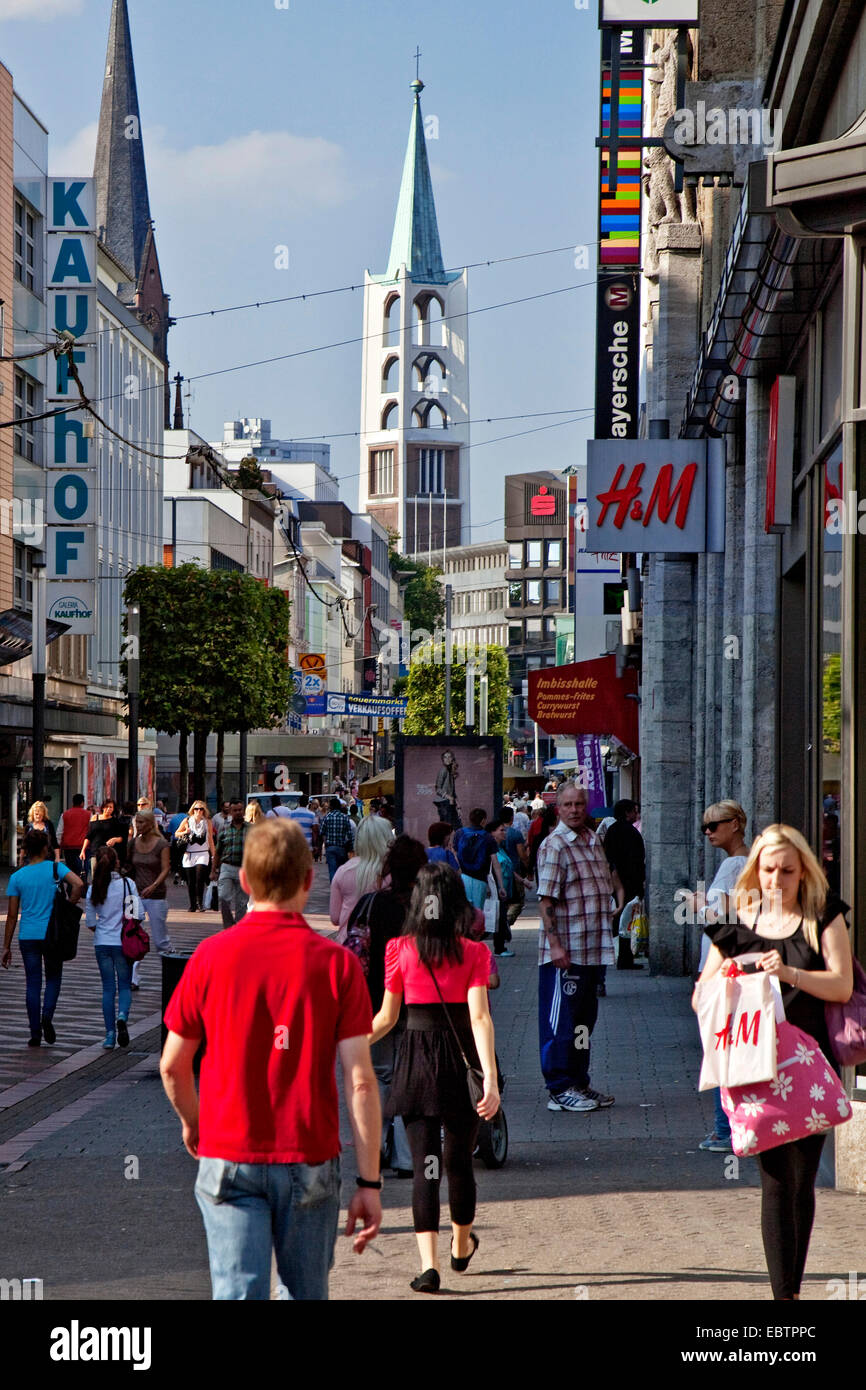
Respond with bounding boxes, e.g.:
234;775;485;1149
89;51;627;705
384;936;492;1004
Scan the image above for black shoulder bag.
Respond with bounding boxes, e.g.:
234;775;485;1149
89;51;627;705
423;959;485;1108
44;862;83;963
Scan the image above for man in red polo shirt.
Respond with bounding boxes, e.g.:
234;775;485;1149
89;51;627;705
160;817;381;1300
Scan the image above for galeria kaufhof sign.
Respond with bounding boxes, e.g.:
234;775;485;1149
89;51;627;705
585;439;725;553
46;177;97;635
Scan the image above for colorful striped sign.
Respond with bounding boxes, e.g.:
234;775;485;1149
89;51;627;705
599;63;642;267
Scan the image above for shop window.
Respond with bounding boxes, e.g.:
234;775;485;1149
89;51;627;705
821;442;843;897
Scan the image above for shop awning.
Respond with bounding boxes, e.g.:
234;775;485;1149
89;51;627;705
0;609;69;667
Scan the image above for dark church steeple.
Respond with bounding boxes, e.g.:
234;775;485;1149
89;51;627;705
94;0;151;281
94;0;172;426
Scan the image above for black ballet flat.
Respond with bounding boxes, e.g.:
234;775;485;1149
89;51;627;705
451;1232;479;1272
410;1268;440;1294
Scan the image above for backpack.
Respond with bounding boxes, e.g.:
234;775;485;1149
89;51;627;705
344;891;378;978
455;827;488;876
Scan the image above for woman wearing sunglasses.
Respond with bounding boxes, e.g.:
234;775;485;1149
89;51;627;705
176;802;215;913
680;800;749;1153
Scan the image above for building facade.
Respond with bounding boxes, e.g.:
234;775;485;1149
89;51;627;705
631;2;866;1186
438;541;508;656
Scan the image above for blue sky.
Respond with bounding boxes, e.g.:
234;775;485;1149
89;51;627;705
0;0;602;539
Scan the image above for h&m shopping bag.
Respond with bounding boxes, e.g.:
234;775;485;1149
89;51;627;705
721;1021;852;1156
696;957;781;1091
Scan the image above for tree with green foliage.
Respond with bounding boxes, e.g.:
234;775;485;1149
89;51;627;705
122;565;291;803
403;644;509;738
387;529;444;632
822;652;841;755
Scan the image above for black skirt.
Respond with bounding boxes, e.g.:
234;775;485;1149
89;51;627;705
386;1003;480;1119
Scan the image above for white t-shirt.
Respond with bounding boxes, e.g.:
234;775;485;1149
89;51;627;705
698;854;747;969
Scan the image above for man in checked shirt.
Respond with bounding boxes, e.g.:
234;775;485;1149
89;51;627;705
537;781;624;1112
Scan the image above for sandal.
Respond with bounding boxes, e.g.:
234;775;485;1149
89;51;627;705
451;1232;479;1272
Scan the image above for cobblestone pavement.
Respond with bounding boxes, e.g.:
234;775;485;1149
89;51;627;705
0;866;863;1302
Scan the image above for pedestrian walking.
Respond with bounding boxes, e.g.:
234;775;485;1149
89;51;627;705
57;793;91;872
347;835;430;1179
453;807;506;911
330;813;393;944
695;824;853;1300
128;809;174;987
21;800;59;864
176;801;214;912
211;800;248;927
244;800;265;827
426;821;461;874
527;803;558;883
536;781;624;1113
321;797;355;881
486;820;515;958
160;817;382;1300
370;860;499;1293
85;847;143;1049
81;800;127;879
288;793;317;848
1;829;84;1046
211;801;231;839
681;799;749;1152
601;798;646;974
498;804;530;935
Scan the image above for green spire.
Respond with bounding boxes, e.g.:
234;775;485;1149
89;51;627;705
386;79;447;285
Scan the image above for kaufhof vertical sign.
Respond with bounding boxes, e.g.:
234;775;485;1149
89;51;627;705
45;178;97;634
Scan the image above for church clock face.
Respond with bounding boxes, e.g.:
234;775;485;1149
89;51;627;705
141;307;160;332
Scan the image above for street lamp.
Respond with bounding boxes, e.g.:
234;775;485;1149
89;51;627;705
31;554;46;802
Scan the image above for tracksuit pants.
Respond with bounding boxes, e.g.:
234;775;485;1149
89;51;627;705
538;962;601;1095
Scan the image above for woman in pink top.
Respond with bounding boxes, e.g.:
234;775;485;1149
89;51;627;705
370;861;499;1294
330;814;393;943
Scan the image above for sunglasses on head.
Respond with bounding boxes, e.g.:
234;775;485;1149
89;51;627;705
702;818;734;834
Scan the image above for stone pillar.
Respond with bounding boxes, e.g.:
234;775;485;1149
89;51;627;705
739;376;779;834
642;222;702;975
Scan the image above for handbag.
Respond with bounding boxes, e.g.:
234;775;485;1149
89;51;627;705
423;960;485;1108
120;878;150;962
721;1020;853;1156
695;956;780;1090
825;955;866;1067
44;862;83;963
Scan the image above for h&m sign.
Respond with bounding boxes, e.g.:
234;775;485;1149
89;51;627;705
45;177;97;632
585;438;725;553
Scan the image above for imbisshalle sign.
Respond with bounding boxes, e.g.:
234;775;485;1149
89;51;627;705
599;0;699;24
585;439;725;553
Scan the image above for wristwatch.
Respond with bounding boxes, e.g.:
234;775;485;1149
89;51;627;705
356;1175;383;1190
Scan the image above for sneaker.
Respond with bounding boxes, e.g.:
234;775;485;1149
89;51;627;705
547;1088;599;1112
41;1016;56;1045
699;1132;732;1152
577;1087;615;1108
103;1032;116;1049
116;1018;129;1048
495;948;515;958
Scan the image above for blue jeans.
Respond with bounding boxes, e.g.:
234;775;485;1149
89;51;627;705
95;945;132;1033
194;1156;341;1300
19;940;63;1037
325;847;347;881
538;962;600;1094
713;1086;731;1141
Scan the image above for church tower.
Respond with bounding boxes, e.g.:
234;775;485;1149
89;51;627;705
93;0;172;426
359;78;470;558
